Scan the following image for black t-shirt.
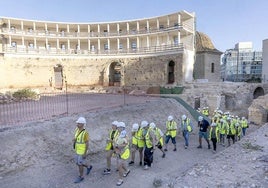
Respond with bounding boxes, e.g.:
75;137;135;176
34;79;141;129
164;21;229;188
198;119;210;132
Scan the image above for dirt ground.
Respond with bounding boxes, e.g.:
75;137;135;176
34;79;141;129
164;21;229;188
0;95;267;188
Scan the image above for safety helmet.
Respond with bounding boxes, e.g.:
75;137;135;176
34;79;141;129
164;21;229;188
117;122;126;128
168;115;173;121
141;121;149;128
149;122;156;129
242;117;245;120
112;121;119;126
76;117;87;124
132;123;139;132
198;116;203;121
181;115;187;121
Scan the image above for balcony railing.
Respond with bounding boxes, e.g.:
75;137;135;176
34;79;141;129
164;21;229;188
3;43;184;56
0;24;190;38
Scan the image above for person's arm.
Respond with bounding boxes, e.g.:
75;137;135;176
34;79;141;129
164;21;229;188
83;132;89;158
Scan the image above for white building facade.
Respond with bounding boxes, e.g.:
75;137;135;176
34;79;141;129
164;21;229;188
0;11;196;90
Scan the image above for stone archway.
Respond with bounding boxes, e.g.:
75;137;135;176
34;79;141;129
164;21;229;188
253;87;264;99
109;62;121;86
168;61;175;84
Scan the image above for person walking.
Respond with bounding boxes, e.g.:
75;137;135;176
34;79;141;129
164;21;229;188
181;114;193;149
114;122;130;186
218;119;227;146
73;117;93;183
197;116;211;149
208;123;219;153
149;122;166;158
128;123;145;166
103;121;120;175
241;117;249;137
226;117;236;146
164;115;177;151
142;120;156;170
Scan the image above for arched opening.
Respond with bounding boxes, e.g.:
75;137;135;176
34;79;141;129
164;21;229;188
109;62;121;86
168;61;175;84
194;97;200;110
54;64;63;90
253;87;264;99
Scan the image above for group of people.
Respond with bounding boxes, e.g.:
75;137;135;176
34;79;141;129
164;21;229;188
72;109;249;186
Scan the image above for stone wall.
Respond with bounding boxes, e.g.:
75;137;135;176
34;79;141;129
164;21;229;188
248;94;268;125
0;53;186;90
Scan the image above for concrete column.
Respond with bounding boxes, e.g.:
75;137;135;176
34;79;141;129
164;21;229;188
146;20;149;32
22;36;25;47
107;38;110;51
167;16;170;28
77;25;80;33
67;39;70;51
21;21;23;30
57;39;59;49
67;25;70;33
34;38;36;48
33;22;36;31
97;24;100;33
98;39;100;52
117;38;120;50
88;39;90;51
8;36;11;46
137;21;139;32
127;22;129;33
127;38;129;52
56;24;59;32
157;19;159;29
147;36;149;48
88;25;90;33
107;24;110;33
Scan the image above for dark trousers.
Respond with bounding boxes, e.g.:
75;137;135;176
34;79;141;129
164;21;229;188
211;138;217;151
144;147;154;167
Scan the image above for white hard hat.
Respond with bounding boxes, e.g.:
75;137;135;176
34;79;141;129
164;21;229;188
132;123;139;132
119;130;127;138
141;120;149;128
198;116;203;121
235;123;240;127
76;117;87;124
117;122;126;128
112;121;119;126
242;117;245;120
181;115;187;121
211;123;217;127
149;122;156;129
168;116;173;121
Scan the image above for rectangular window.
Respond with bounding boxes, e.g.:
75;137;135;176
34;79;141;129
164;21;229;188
11;41;17;47
104;44;109;50
131;42;136;49
211;63;215;73
159;25;164;30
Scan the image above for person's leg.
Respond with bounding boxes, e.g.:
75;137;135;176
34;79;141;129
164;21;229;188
129;145;137;165
198;132;202;148
164;135;171;151
185;131;189;147
171;137;176;151
138;147;144;165
204;132;210;149
106;150;113;169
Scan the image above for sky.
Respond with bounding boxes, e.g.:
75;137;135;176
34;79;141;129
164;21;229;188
1;0;267;52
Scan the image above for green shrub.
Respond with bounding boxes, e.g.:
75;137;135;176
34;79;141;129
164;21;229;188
12;89;39;100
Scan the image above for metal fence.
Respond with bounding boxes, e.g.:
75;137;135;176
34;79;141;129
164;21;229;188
0;92;155;127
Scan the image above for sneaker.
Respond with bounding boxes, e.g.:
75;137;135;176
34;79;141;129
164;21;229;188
74;176;84;183
197;145;202;149
173;148;177;151
162;153;166;158
116;179;124;186
123;170;130;177
103;168;111;175
128;161;134;166
86;165;93;175
213;150;216;153
144;165;149;170
184;146;188;149
164;148;168;152
139;161;142;166
208;145;211;149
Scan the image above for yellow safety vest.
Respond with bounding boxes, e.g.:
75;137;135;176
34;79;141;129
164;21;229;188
145;128;154;148
115;136;130;160
74;128;87;155
152;127;164;146
209;127;219;141
166;120;177;138
132;128;145;147
241;120;248;128
105;130;119;151
226;123;236;135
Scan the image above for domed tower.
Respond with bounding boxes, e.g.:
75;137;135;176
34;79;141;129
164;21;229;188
194;31;222;82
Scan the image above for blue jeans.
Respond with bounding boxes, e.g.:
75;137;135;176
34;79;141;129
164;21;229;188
242;128;247;136
182;130;189;146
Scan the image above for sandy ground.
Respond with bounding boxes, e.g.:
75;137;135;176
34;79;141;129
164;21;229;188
0;96;267;188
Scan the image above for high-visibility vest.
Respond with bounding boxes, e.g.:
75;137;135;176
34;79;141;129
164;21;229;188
105;129;119;150
132;128;145;147
166;120;177;137
74;128;87;155
152;127;164;146
145;128;154;148
226;123;236;135
181;118;192;132
218;121;227;134
209;127;219;141
241;120;248;128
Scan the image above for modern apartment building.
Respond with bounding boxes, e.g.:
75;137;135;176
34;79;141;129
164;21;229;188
0;11;195;90
221;42;262;82
262;39;268;83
